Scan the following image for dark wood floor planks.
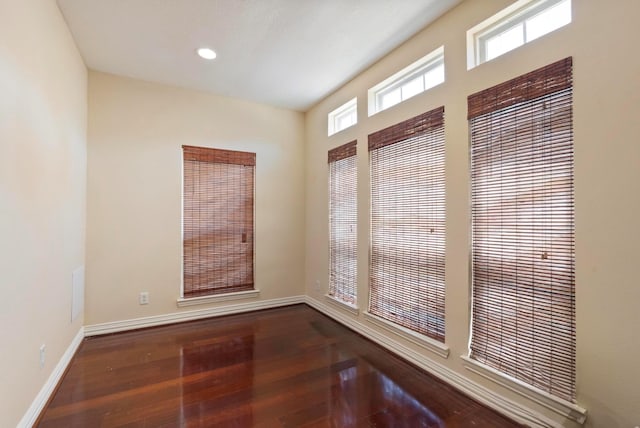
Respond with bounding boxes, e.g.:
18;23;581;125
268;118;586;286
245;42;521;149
37;304;524;427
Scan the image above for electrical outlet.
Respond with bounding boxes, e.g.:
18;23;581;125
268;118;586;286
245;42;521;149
314;280;320;292
139;292;149;305
39;344;46;368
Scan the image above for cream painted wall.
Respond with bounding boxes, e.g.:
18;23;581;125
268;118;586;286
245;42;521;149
4;0;638;426
304;1;640;427
86;72;305;325
0;0;87;426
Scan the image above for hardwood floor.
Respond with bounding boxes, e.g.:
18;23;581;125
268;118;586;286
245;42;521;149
37;304;523;427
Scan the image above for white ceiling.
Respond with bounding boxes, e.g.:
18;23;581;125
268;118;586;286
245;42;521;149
56;0;462;111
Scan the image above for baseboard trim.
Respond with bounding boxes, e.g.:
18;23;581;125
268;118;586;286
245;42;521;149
85;295;305;336
304;296;564;428
18;327;84;428
362;310;450;359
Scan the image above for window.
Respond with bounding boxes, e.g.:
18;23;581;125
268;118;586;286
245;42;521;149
328;98;357;136
328;141;358;306
468;0;571;68
368;107;446;342
468;58;575;402
368;47;444;116
182;146;255;298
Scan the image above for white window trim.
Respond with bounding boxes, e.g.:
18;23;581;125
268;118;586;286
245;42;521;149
180;146;257;302
461;356;587;424
368;46;444;116
328;97;357;136
363;311;449;359
177;289;260;307
324;294;359;315
467;0;571;69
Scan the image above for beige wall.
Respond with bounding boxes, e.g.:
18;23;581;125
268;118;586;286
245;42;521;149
4;0;639;426
0;0;87;426
304;1;640;427
85;72;305;325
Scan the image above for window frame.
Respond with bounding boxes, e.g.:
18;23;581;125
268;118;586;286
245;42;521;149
328;98;358;136
464;57;586;423
179;145;258;306
368;46;445;116
467;0;571;69
367;106;448;354
327;140;359;311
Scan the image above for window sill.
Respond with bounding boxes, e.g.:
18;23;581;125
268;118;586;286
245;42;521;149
324;294;359;315
460;355;587;424
363;311;449;359
177;289;260;307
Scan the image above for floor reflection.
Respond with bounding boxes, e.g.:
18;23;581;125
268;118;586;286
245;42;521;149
330;360;444;427
178;331;256;426
38;306;521;427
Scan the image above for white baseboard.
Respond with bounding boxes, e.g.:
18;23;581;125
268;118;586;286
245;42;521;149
304;296;564;428
18;327;85;428
85;295;305;336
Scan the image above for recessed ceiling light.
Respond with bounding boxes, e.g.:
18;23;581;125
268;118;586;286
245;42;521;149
197;48;217;60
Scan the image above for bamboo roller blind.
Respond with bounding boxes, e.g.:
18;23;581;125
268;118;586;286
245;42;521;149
328;141;358;305
468;58;575;402
182;145;255;298
368;106;446;342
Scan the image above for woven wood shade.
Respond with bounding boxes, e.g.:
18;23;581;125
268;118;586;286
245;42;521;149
468;58;575;402
328;139;357;163
328;141;358;305
368;107;446;342
468;57;572;119
182;145;255;298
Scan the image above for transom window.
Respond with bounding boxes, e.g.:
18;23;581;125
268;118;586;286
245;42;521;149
468;0;571;68
328;98;357;136
368;47;444;116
